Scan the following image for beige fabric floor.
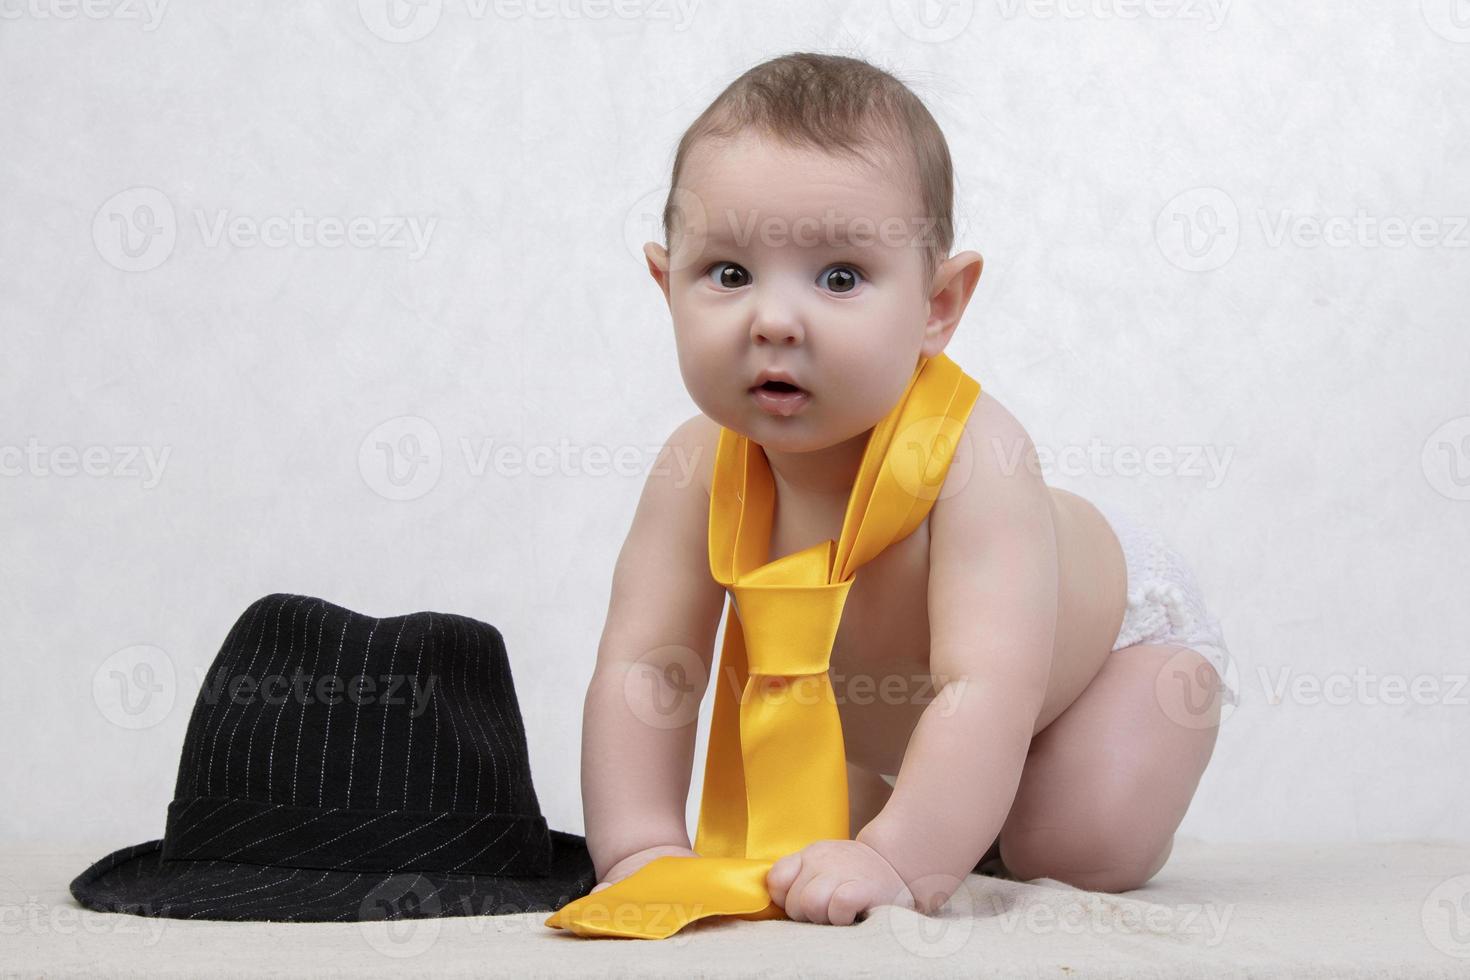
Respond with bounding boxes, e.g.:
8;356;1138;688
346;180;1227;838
3;839;1469;978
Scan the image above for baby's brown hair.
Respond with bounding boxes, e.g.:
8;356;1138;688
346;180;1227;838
660;51;955;284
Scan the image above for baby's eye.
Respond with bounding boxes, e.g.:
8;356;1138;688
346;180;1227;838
819;265;863;294
707;262;751;289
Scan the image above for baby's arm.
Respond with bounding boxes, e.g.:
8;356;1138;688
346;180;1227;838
579;414;726;882
855;399;1057;912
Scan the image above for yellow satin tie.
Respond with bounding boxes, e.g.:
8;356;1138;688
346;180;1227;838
545;352;981;939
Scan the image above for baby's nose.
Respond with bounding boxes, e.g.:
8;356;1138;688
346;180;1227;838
750;311;803;346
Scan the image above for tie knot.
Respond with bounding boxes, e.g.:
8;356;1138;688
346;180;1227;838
729;579;854;676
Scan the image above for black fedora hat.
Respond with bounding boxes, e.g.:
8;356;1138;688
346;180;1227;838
70;593;595;921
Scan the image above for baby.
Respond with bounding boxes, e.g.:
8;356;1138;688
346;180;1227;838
577;52;1237;926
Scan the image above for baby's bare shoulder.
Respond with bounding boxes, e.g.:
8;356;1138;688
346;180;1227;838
663;411;720;499
933;389;1050;535
961;389;1037;476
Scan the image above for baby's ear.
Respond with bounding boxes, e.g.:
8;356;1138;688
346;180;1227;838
923;250;984;353
644;241;673;305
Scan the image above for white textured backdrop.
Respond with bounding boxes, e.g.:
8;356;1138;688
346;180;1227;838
2;0;1467;849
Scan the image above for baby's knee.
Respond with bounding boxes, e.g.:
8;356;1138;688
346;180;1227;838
1000;825;1172;893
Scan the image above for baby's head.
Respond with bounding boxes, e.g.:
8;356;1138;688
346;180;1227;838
644;52;983;457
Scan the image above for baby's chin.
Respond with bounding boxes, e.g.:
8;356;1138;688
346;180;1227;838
743;424;829;454
732;406;879;456
697;402;813;452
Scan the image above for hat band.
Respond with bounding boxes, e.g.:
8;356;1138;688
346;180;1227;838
161;797;553;877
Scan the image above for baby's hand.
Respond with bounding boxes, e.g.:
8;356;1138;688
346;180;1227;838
589;844;698;893
765;839;912;926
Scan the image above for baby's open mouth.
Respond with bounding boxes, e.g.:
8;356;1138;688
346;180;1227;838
749;377;812;417
753;380;805;394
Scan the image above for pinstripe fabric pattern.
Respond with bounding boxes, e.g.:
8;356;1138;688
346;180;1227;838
70;594;595;921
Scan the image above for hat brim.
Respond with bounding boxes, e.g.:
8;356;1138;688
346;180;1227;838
69;829;596;922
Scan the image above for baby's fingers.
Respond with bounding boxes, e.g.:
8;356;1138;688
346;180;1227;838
826;879;873;926
765;852;802;905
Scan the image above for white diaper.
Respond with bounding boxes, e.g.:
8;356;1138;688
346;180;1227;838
1093;500;1239;706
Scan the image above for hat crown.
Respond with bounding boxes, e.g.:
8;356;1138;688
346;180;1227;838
160;594;555;876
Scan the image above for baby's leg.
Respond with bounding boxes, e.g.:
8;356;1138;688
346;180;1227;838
994;642;1222;892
